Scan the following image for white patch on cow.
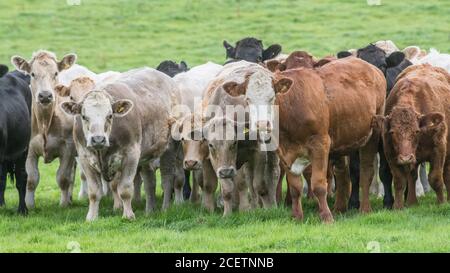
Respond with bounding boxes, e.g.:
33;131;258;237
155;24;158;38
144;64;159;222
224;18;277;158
246;70;275;131
418;48;450;73
290;157;310;176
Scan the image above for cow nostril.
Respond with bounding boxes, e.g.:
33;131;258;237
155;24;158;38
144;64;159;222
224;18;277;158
184;160;198;169
92;136;106;145
218;168;236;178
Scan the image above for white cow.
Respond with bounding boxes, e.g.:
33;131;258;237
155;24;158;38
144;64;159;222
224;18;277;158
417;48;450;72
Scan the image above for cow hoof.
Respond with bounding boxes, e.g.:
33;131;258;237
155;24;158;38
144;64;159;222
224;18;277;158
383;200;394;210
360;206;372;214
122;212;135;221
0;200;5;207
17;206;28;216
320;210;334;223
25;192;35;209
334;204;347;214
292;212;304;221
86;214;98;222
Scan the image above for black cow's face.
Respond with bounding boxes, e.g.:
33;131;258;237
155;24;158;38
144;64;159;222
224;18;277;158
223;37;282;63
357;44;389;74
156;60;189;78
0;64;8;77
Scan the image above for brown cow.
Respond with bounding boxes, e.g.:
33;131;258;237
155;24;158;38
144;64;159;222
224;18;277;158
224;56;386;223
374;64;450;209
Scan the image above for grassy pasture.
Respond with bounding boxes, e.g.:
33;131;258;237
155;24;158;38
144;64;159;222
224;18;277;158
1;0;450;252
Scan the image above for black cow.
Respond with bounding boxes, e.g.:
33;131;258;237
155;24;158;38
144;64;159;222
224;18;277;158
156;60;189;77
0;67;32;214
338;44;411;209
0;65;8;77
223;37;282;64
156;60;192;200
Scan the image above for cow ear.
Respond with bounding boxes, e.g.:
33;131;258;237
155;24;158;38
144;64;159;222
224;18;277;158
58;53;77;71
0;64;8;77
402;46;421;61
223;81;246;97
179;61;188;71
266;60;281;72
55;84;71;97
386;52;405;68
112;99;133;117
337;51;352;59
419;112;444;131
273;78;293;94
371;115;385;133
223;40;235;59
60;102;81;116
263;44;282;61
11;56;31;74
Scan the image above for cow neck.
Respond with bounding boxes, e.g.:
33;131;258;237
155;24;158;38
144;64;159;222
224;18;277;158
33;97;58;150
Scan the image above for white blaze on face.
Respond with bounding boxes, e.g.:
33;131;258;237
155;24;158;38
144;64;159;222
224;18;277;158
245;70;276;132
81;92;113;147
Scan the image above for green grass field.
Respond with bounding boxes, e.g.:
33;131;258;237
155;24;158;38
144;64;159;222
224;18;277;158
1;0;450;253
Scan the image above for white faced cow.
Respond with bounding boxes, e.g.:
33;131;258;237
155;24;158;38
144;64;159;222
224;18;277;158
61;67;180;221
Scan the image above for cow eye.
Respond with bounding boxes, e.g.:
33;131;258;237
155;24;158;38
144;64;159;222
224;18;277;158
107;114;113;120
31;73;35;78
82;115;89;121
54;72;58;77
208;143;214;149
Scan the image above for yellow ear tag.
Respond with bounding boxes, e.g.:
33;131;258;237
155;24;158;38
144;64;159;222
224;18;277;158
64;63;70;69
117;106;125;113
243;127;249;134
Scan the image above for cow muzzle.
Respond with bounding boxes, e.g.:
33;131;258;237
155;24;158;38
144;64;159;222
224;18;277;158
184;159;201;170
89;135;108;150
217;167;236;179
38;91;53;105
397;154;416;165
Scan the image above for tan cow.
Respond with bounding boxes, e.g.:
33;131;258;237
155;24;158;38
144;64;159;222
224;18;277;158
375;64;450;209
11;50;83;208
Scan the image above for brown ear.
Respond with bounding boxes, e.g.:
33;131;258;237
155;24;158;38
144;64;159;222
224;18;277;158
371;115;385;133
273;78;293;94
57;53;77;71
60;101;81;116
55;84;71;97
222;81;246;97
266;60;281;72
11;56;31;74
419;112;444;130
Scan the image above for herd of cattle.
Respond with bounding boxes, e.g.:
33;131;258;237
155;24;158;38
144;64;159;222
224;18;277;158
1;38;450;222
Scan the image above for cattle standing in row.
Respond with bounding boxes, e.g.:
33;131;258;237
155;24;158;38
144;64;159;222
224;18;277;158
224;55;386;222
11;51;85;208
374;64;450;208
223;37;282;64
0;66;31;214
61;67;181;220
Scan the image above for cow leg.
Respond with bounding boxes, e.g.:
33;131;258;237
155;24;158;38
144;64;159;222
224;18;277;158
160;147;175;210
25;150;40;209
276;166;285;205
79;161;103;222
406;165;419;206
287;172;303;220
443;159;450;201
183;170;191;200
56;151;76;207
379;148;394;209
190;169;201;203
14;154;28;215
359;133;379;213
334;156;351;213
267;151;280;207
202;159;218;212
220;178;234;216
392;169;407;210
0;164;6;206
173;160;185;205
236;168;250;212
348;151;360;209
111;179;122;211
428;152;446;205
77;158;88;199
310;135;333;223
419;163;430;193
117;155;138;221
133;174;142;203
302;165;314;200
140;166;156;213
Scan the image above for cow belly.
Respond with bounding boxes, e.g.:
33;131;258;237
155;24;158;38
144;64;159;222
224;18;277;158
290;157;310;176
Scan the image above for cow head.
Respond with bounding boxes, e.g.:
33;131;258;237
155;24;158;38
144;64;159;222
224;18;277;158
223;37;282;63
177;114;208;171
55;76;95;103
338;44;405;74
375;107;444;165
202;117;249;179
0;64;8;77
223;69;292;135
12;50;77;107
156;60;189;77
266;51;335;72
60;91;133;150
